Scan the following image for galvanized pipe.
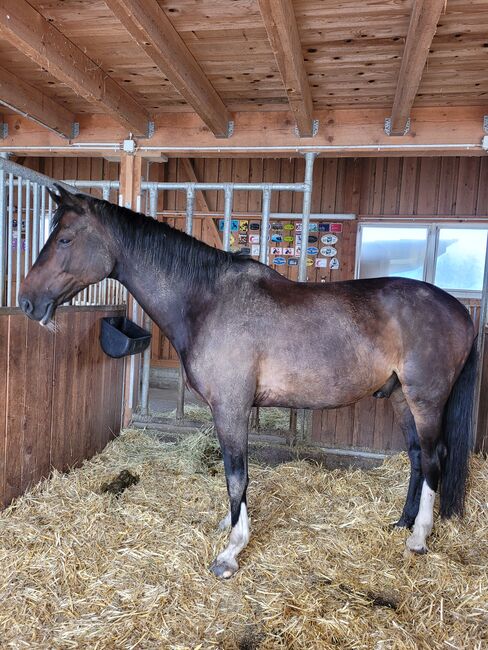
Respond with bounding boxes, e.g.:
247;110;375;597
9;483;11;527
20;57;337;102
259;187;272;265
472;234;488;449
24;180;30;278
222;187;233;252
0;166;6;306
6;173;13;307
141;181;307;192
15;176;22;305
298;153;317;283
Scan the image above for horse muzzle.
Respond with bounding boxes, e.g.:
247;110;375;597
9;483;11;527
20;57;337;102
19;292;56;324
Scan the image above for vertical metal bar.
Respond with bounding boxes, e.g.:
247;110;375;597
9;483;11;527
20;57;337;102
15;176;23;305
24;180;30;277
6;173;13;307
472;233;488;450
222;186;233;252
149;187;158;219
46;193;53;245
102;185;110;202
185;186;195;235
259;187;271;264
298;152;317;283
0;166;6;306
32;182;39;263
39;187;46;250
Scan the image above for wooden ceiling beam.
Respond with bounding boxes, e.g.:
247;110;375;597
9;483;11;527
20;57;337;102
0;65;75;138
0;0;149;136
105;0;232;138
257;0;315;137
388;0;446;136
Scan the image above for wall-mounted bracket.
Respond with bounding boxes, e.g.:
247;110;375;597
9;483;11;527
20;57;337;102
384;117;411;136
293;118;319;138
483;116;488;134
214;120;234;139
0;123;8;139
146;121;155;139
71;122;80;139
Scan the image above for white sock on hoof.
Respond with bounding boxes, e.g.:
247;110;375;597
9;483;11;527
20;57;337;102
406;480;435;552
214;503;250;573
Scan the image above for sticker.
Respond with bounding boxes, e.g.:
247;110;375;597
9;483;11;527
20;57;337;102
238;233;248;245
273;256;286;265
315;258;328;268
283;247;295;256
306;258;314;267
307;246;319;255
320;246;337;257
330;257;340;270
271;234;283;243
309;223;318;232
295;223;302;233
284;235;294;242
230;234;235;246
249;222;260;231
219;219;239;232
271;247;283;255
321;234;338;245
249;234;260;244
251;244;260;256
295;246;301;255
284;223;294;230
296;234;302;244
288;258;299;266
240;247;251;255
271;222;283;231
318;223;330;232
308;235;318;243
239;220;249;232
330;223;343;233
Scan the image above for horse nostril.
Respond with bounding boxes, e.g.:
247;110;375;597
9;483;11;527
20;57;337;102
20;297;33;315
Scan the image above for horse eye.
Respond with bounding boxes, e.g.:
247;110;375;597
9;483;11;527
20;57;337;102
58;238;72;246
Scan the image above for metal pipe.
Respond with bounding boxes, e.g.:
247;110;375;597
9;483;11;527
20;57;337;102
260;187;271;265
472;234;488;450
222;187;233;252
15;176;22;305
32;182;39;262
24;180;30;278
0;157;76;193
0;166;6;306
40;187;46;249
298;153;317;283
141;181;307;192
6;173;13;307
102;186;111;202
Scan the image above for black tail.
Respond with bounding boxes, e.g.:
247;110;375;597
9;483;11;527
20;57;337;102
440;337;478;518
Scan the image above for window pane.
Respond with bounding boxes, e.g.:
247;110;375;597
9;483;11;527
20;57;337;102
358;226;428;280
435;228;487;292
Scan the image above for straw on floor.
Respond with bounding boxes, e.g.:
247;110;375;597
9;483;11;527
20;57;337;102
0;428;487;649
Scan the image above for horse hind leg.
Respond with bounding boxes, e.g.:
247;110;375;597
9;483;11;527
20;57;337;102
390;386;423;529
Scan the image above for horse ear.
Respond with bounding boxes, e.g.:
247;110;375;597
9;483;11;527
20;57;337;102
47;186;62;205
49;183;82;207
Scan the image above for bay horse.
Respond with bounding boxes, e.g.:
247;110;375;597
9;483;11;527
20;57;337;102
20;186;477;579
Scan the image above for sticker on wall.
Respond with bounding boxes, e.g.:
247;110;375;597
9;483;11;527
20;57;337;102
330;223;343;233
271;247;283;255
249;222;260;231
271;222;283;231
321;234;338;245
295;246;301;255
238;233;248;245
308;235;318;243
288;258;299;266
283;247;295;256
219;219;239;232
230;234;235;246
284;223;294;231
271;234;283;243
251;244;260;256
295;223;302;233
320;246;337;257
318;223;330;232
309;223;318;232
315;258;328;268
306;258;314;267
240;247;251;255
296;234;302;244
249;234;260;244
284;235;294;242
330;257;340;270
273;256;286;265
307;246;319;255
239;220;249;232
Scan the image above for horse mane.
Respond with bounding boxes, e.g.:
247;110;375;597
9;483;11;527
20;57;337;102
74;196;256;288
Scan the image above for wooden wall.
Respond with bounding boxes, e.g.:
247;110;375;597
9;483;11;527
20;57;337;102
0;306;125;508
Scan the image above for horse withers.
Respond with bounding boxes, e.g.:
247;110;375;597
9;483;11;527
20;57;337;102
20;186;477;578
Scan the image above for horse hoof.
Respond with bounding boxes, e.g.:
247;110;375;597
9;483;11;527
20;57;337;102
209;558;238;579
406;536;428;555
392;517;413;529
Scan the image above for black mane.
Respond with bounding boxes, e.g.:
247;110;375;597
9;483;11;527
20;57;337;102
55;195;257;289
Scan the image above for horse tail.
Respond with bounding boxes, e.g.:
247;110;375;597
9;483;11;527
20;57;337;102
440;336;478;518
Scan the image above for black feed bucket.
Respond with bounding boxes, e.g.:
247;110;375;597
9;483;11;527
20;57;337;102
100;317;151;358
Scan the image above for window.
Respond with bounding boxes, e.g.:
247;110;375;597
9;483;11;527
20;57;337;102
356;223;488;297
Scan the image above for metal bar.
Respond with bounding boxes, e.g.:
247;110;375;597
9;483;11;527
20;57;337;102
0;165;6;306
47;193;53;245
185;186;195;235
24;180;30;277
141;181;307;192
15;176;22;305
298;152;317;283
32;182;39;263
39;187;46;250
149;187;158;219
259;187;272;265
222;187;233;252
472;234;488;450
6;173;13;306
0;157;76;193
102;185;111;202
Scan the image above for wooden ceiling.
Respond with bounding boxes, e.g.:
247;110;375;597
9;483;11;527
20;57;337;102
0;0;486;144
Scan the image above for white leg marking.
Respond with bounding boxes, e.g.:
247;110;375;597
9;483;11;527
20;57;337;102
210;503;250;578
406;480;435;554
218;509;231;531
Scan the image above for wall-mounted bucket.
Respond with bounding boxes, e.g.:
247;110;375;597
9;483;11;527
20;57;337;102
100;317;151;358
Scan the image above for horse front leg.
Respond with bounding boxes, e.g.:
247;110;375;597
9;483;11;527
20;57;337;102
209;407;250;579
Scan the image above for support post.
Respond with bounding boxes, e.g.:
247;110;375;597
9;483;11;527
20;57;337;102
473;235;488;451
120;152;143;427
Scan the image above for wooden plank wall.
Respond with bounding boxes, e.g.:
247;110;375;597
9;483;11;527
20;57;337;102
0;306;125;508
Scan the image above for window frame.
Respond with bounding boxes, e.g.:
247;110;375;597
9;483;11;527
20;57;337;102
355;221;488;299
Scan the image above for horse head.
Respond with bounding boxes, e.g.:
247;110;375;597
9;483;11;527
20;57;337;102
19;184;115;326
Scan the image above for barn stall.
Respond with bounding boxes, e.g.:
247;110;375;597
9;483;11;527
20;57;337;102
0;0;487;647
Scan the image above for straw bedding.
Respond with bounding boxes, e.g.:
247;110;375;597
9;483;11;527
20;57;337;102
0;428;487;649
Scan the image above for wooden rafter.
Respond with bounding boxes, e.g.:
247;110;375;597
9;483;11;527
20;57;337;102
105;0;232;138
0;65;75;138
257;0;314;137
388;0;446;136
0;0;149;136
